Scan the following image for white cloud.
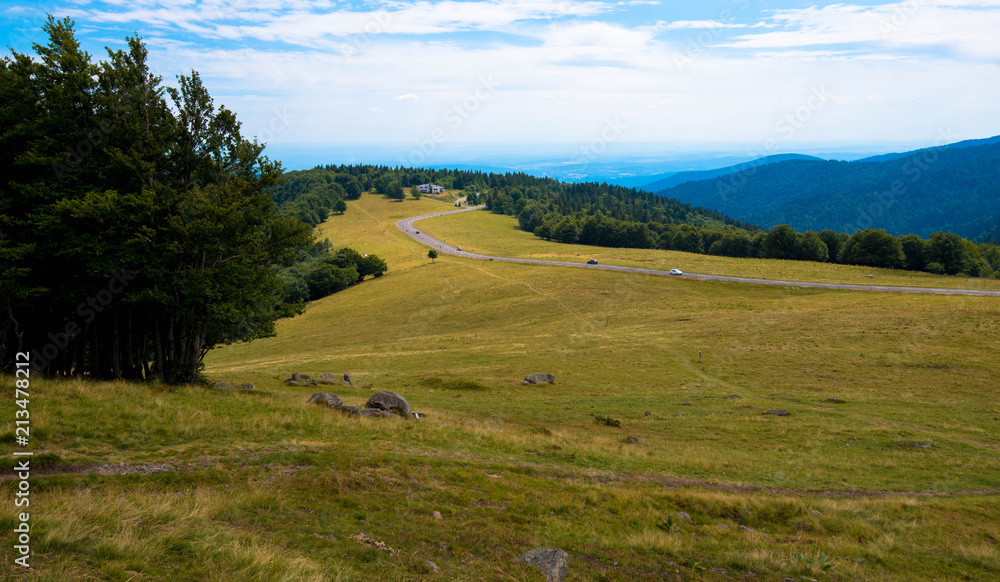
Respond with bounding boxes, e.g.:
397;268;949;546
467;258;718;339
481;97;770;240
25;0;1000;148
721;1;1000;60
660;20;755;30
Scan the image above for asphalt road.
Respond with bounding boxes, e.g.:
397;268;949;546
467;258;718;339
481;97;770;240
397;206;1000;297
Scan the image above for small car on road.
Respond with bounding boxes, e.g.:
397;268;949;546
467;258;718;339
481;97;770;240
587;259;598;265
669;269;683;275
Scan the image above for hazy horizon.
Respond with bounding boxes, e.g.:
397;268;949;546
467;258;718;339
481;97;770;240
3;0;998;167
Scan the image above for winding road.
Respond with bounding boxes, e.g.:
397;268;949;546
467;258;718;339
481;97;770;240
397;206;1000;297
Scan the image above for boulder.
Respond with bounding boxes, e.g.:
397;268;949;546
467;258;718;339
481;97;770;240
365;391;413;419
522;373;555;385
340;405;361;418
235;383;255;390
358;408;393;418
678;512;692;521
307;393;343;409
622;435;645;445
425;561;441;574
764;409;790;416
214;381;232;389
317;373;338;384
342;373;354;387
514;548;569;582
285;372;311;385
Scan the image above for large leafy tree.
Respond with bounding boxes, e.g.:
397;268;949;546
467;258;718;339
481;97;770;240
840;229;905;269
0;18;311;382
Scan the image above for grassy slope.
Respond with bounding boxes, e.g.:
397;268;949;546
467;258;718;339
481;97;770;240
418;208;1000;290
2;192;999;581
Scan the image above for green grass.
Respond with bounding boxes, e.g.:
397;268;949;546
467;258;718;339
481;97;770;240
418;208;1000;290
3;193;1000;580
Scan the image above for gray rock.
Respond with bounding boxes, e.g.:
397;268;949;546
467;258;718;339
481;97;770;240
317;373;338;384
726;395;740;400
340;405;361;418
710;568;729;575
235;383;255;390
678;512;691;521
432;511;442;520
286;372;310;385
717;523;729;530
764;409;790;416
740;525;755;533
622;435;645;445
810;509;822;516
307;393;343;409
365;391;413;419
358;408;393;418
644;411;651;416
214;381;232;389
342;373;354;387
522;373;555;385
822;398;846;403
425;561;441;574
513;548;569;582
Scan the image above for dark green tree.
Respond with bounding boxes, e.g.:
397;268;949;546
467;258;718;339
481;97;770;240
925;232;969;275
840;229;904;269
428;249;439;263
386;180;405;200
898;234;927;271
708;232;751;258
333;198;347;214
817;230;849;263
798;231;829;263
761;224;800;260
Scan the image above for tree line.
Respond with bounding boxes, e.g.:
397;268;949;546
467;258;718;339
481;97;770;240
504;204;999;278
0;18;384;382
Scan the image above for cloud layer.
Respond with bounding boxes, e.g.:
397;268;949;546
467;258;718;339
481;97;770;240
3;0;997;151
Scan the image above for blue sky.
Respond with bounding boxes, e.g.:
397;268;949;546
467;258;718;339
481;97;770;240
3;0;999;165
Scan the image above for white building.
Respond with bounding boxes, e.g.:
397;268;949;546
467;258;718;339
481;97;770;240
416;183;445;194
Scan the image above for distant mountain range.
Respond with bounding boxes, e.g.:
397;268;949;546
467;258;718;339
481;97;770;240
651;136;1000;240
640;154;822;192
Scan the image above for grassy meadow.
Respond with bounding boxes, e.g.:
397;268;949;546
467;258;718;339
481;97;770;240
419;207;1000;291
2;192;1000;580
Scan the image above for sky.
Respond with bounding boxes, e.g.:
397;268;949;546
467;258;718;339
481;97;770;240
3;0;999;171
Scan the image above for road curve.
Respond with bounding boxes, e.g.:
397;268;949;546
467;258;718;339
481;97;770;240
397;207;1000;297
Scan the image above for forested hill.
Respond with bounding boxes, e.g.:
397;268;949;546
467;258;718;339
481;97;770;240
655;138;1000;241
302;164;756;231
641;153;821;192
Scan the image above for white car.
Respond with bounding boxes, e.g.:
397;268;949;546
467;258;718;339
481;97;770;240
669;269;683;275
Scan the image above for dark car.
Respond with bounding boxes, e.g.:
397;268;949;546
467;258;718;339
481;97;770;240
587;259;598;265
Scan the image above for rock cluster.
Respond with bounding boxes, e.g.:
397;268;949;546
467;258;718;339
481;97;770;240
306;390;419;420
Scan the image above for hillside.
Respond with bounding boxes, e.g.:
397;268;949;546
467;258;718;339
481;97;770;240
656;137;1000;240
642;153;822;192
6;194;1000;581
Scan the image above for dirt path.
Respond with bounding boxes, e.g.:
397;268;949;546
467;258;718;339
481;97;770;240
397;207;1000;297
